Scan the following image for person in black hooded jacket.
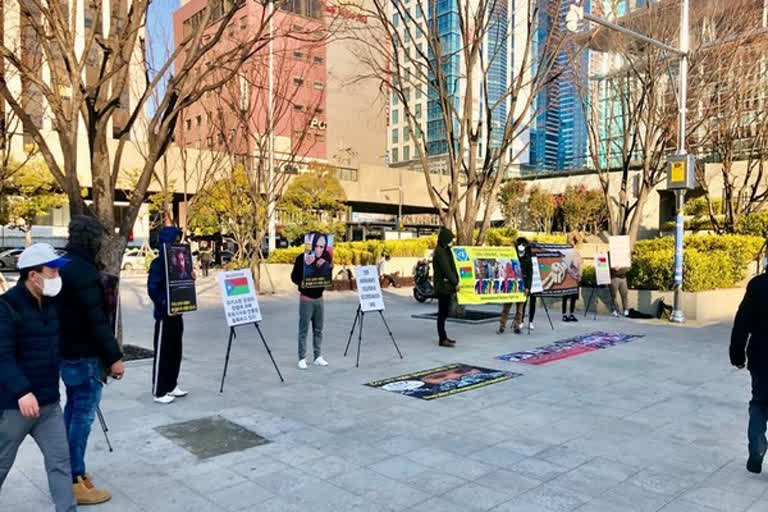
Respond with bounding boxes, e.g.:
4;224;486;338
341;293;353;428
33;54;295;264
58;215;121;505
433;227;458;347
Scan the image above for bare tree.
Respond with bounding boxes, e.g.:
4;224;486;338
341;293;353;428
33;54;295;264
0;0;327;272
575;0;758;244
346;0;575;244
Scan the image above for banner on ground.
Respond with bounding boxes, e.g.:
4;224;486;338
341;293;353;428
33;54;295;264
366;363;521;400
595;252;612;286
302;232;334;289
355;265;384;312
217;268;262;327
450;246;527;304
164;244;198;315
530;243;582;297
609;236;631;269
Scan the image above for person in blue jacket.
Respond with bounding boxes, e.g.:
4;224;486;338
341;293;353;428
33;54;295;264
147;226;190;404
0;243;76;512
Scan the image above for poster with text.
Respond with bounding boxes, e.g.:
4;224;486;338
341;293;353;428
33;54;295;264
218;269;262;327
355;265;385;312
530;243;582;297
530;256;543;294
302;232;334;289
595;252;612;286
609;236;631;269
164;243;198;315
451;246;527;305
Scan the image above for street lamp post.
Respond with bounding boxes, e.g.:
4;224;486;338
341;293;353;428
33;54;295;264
567;0;690;323
267;0;276;255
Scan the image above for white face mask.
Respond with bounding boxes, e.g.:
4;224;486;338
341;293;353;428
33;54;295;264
517;245;525;253
42;276;63;297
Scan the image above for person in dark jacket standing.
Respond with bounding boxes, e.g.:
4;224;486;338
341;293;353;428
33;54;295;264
0;244;76;512
498;237;533;335
58;215;122;505
291;251;330;370
433;227;459;347
147;226;190;404
731;272;768;474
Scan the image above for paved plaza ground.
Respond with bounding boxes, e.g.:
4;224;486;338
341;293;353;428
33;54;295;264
2;274;767;511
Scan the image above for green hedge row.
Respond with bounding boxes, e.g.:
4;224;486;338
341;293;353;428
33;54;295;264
628;234;762;292
266;236;438;266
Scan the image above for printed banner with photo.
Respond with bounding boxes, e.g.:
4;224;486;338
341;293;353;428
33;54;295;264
530;243;582;297
366;363;522;400
164;243;198;315
496;331;644;366
302;232;334;289
609;236;631;269
451;246;527;305
595;252;612;286
355;265;385;312
99;272;119;336
218;269;262;327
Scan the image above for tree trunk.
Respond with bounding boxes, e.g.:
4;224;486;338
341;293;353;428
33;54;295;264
24;226;32;247
99;230;128;276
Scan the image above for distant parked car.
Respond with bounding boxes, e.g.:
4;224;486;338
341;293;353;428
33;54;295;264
121;247;157;271
0;248;24;269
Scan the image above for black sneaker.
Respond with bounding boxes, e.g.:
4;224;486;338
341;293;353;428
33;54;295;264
562;315;571;322
496;326;505;335
514;326;522;334
747;454;763;474
568;314;578;323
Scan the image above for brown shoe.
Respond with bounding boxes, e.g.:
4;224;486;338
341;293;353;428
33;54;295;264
73;475;111;505
439;339;455;347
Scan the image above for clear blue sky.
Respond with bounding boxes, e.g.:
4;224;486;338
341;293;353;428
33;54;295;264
146;1;179;115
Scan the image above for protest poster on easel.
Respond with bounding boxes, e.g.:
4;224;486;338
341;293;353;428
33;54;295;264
354;265;384;312
217;269;282;391
527;256;553;331
343;265;402;367
595;252;612;286
164;244;197;315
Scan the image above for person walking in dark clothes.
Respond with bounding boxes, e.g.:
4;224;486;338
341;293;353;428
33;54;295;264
731;271;768;473
147;226;190;404
0;244;76;512
433;227;459;347
58;215;122;505
200;244;212;278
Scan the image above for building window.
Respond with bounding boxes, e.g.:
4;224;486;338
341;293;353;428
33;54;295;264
294;104;304;111
392;128;399;144
313;81;324;90
404;126;410;140
416;87;422;99
393;92;398;105
392;109;399;124
404;29;410;43
240;17;247;30
403;145;410;161
393;13;399;26
207;136;213;146
293;77;304;86
196;115;202;127
294;51;304;59
185;119;191;130
315;107;324;114
404;87;410;99
313;56;324;63
415;103;422;118
391;147;399;163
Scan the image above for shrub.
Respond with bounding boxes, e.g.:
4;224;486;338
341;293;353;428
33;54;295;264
629;234;762;291
266;236;435;264
684;196;722;217
485;227;519;246
580;265;596;287
530;233;568;244
736;212;768;238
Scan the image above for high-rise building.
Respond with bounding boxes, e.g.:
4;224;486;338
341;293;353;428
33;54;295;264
385;0;522;168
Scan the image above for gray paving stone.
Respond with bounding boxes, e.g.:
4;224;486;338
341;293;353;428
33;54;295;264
512;457;570;482
476;468;544;496
681;486;759;512
330;468;431;510
442;481;514;510
207;481;275;511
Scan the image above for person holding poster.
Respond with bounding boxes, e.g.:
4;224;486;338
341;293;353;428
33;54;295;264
561;233;584;322
147;226;191;404
608;236;631;317
498;237;533;335
291;233;332;369
434;228;459;348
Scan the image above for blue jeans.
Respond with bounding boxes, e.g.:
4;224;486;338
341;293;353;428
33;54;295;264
749;373;768;458
61;357;104;478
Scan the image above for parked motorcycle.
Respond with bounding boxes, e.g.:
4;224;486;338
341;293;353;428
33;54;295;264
412;258;435;303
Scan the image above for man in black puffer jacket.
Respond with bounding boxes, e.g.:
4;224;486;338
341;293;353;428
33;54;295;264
0;243;76;512
58;215;122;505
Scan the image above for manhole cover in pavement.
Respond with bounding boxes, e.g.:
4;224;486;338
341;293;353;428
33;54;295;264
154;416;269;459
